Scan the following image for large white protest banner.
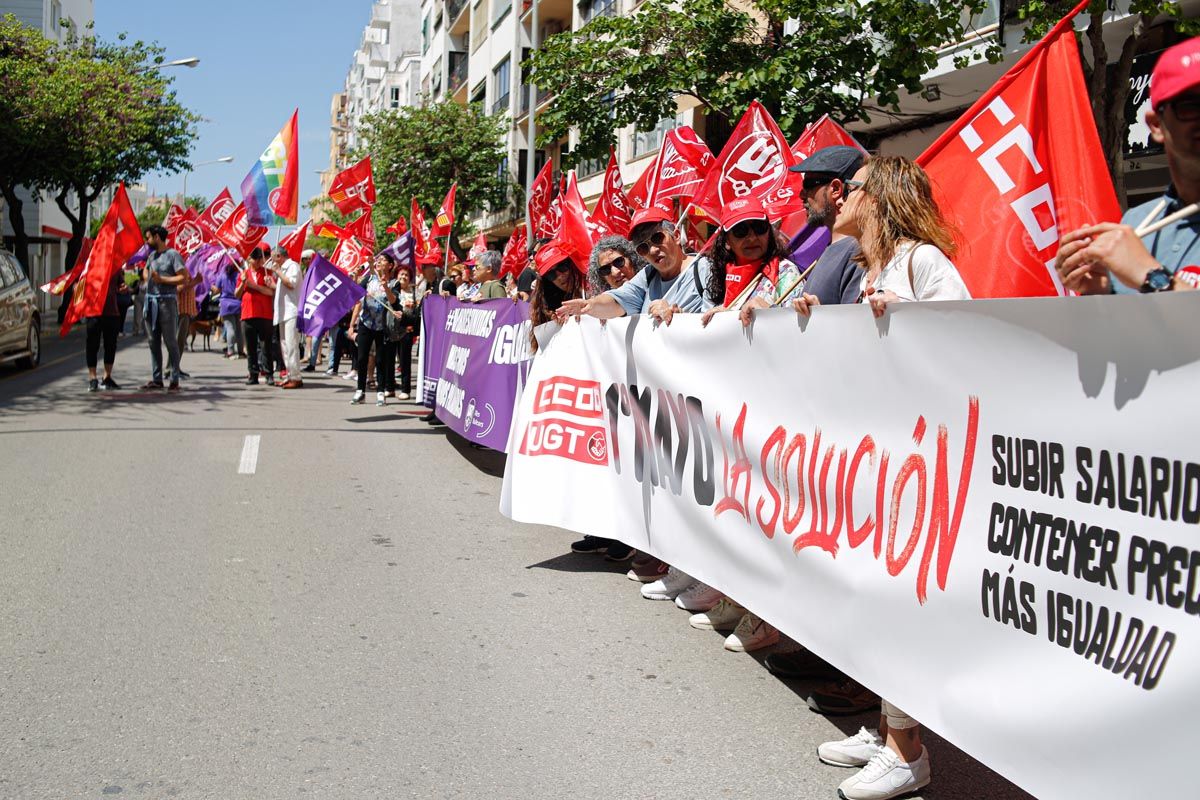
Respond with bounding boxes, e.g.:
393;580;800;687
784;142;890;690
501;294;1200;800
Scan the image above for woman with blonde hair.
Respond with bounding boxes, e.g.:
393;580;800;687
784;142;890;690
793;155;969;322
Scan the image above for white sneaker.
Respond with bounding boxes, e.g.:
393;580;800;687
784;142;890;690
838;745;930;800
376;391;386;406
343;370;358;381
674;582;723;611
640;567;694;600
818;726;883;767
397;391;411;400
350;390;365;405
688;597;746;631
723;612;779;652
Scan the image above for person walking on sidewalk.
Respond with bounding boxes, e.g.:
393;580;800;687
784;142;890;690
85;271;126;392
140;225;186;392
270;249;303;389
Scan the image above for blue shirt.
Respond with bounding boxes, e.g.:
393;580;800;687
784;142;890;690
607;256;714;316
145;248;184;298
1115;187;1200;293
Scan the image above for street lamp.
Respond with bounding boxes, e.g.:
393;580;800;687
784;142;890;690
182;156;234;201
140;57;201;73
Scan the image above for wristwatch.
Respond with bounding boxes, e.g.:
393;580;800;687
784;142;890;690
1139;267;1174;293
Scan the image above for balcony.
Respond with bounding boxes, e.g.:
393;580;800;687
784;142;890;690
492;92;511;116
517;85;553;116
448;0;470;34
448;52;469;93
369;1;390;28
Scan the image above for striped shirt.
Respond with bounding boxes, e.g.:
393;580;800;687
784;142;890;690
177;280;197;317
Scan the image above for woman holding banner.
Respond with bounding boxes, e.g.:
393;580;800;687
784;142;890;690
349;253;400;406
811;155;968;800
698;197;802;329
529;242;583;355
587;236;641;294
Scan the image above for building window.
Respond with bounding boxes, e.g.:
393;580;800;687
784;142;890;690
492;0;512;27
470;80;486;105
471;0;489;51
390;87;401;109
630;114;677;158
422;15;430;52
491;56;511;115
580;0;616;24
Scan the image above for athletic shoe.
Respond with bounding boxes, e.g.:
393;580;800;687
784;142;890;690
688;597;746;631
344;370;358;381
604;542;635;562
626;554;669;583
764;649;843;681
641;567;694;600
324;368;339;376
301;365;316;373
724;612;779;652
264;374;276;386
376;392;386;406
819;727;884;768
245;377;259;385
177;371;191;380
837;746;930;800
385;390;396;398
674;582;723;612
141;381;165;390
807;679;881;716
87;379;99;393
351;390;365;405
397;391;411;400
167;382;181;393
100;377;121;390
570;536;612;554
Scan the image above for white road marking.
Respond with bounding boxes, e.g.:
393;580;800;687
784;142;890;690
238;435;261;474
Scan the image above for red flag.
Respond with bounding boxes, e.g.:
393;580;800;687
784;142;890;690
197;188;236;236
385;215;408;235
40;237;93;295
279;222;310;262
163;203;186;234
315;222;347;239
499;227;528;279
591;148;632;237
410;199;443;265
345;211;376;248
468;232;488;263
626;165;651;211
213;201;269;259
431;183;456;238
165;204;207;258
61;184;141;336
555;172;595;273
917;0;1117;298
528;161;556;239
328;156;376;215
330;236;373;273
694;101;805;220
791;115;866;162
645;126;714;212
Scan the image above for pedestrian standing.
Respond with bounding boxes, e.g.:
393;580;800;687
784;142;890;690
237;247;277;386
269;249;303;389
85;271;125;392
348;253;398;406
140;225;187;392
173;263;201;381
389;266;418;399
215;261;245;358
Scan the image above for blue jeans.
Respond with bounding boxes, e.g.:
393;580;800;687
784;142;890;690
306;332;325;369
221;314;244;356
144;295;181;384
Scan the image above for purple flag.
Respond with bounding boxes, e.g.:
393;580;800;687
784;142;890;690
786;221;832;270
381;232;414;269
185;243;234;301
297;254;367;337
126;244;151;266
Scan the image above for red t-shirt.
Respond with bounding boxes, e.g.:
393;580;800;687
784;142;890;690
239;266;275;320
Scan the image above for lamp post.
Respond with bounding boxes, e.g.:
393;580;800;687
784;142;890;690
140;57;200;73
182;156;234;203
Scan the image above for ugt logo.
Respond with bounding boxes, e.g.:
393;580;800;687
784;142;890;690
718;134;784;205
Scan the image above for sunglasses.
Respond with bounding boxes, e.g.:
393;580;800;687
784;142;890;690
597;255;627;276
1163;98;1200;122
633;230;670;256
548;262;572;277
727;219;770;239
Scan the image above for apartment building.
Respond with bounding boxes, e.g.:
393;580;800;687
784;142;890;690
0;0;95;299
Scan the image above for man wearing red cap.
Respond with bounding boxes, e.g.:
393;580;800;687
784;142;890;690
1057;36;1200;293
559;206;714;324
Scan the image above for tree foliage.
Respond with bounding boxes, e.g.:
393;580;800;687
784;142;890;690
0;14;198;273
357;100;510;250
527;0;992;161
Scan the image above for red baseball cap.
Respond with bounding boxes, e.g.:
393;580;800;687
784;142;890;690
1151;37;1200;108
534;240;577;276
629;205;673;234
720;196;768;231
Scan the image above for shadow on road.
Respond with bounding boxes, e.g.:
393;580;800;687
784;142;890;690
526;551;633;576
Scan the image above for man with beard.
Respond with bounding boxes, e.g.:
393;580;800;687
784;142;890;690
789;145;868;307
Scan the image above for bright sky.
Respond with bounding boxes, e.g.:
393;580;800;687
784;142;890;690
95;0;369;219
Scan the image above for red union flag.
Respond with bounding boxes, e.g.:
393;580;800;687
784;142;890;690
166;205;207;258
345;211;376;248
499;226;528;279
213;201;268;258
557;171;597;269
197;188;236;236
528;161;556;239
385;215;408;235
61;184;142;336
645;126;713;211
410;198;443;265
917;0;1117;298
431;183;456;238
331;236;372;273
328;156;376;214
591;148;632;237
792;115;866;162
279;221;310;262
694;101;804;220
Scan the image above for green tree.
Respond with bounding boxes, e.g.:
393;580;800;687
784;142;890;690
526;0;991;163
357;101;510;257
1015;1;1197;202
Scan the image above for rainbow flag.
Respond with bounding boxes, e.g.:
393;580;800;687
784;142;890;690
241;109;299;226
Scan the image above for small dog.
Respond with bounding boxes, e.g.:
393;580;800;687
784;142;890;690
189;319;218;351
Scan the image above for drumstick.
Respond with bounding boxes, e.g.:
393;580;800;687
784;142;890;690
1136;202;1200;238
1133;198;1168;236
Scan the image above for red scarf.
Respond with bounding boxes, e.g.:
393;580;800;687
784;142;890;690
722;256;779;306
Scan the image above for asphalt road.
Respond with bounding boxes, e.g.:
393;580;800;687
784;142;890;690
0;333;1034;800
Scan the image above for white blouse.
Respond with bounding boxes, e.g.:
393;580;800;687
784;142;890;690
861;242;971;302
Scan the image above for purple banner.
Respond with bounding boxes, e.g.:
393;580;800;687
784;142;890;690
297;254;367;337
420;295;533;452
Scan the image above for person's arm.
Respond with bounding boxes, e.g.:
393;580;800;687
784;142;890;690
348;301;362;339
1053;222;1194;293
559;293;626;319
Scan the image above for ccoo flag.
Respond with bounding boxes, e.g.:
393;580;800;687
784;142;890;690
241;109;300;226
297;254;367;337
917;0;1118;297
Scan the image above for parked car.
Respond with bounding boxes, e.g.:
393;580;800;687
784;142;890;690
0;248;40;369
